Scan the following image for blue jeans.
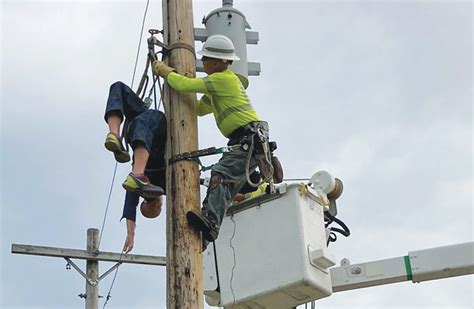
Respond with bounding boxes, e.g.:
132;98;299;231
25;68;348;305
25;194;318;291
104;81;166;156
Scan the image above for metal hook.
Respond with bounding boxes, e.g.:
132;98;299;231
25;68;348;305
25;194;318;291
148;29;162;36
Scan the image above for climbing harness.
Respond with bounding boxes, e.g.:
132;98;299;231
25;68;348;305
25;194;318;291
170;121;278;193
240;121;274;190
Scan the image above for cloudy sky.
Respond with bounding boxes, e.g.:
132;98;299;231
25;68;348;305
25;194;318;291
1;0;472;308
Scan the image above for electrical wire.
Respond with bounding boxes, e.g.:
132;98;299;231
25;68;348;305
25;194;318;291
130;0;151;90
103;252;124;309
229;215;237;307
98;162;118;248
326;212;350;237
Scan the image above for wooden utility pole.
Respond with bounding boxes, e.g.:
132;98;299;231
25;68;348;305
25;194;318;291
12;228;166;309
86;229;99;309
162;0;203;308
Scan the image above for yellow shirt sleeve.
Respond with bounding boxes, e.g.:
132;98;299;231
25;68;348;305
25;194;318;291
196;94;213;116
166;72;208;93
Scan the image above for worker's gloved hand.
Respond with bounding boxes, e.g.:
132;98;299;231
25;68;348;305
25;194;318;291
152;60;176;78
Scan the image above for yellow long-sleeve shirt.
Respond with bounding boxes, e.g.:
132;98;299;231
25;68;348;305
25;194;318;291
166;69;260;138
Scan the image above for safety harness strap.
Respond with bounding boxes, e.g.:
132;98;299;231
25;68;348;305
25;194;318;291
168;145;241;165
166;42;196;58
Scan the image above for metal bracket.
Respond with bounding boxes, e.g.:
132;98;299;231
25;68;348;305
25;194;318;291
298;184;330;209
64;257;97;287
99;262;122;282
65;257;123;286
78;293;103;299
194;28;259;44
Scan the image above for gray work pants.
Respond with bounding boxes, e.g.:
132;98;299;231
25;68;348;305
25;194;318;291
203;148;257;226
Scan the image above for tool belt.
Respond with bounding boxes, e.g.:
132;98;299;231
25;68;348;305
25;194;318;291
228;121;278;183
228;121;275;150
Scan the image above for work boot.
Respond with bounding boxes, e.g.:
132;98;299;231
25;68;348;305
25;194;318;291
122;173;164;199
186;210;219;242
104;133;130;163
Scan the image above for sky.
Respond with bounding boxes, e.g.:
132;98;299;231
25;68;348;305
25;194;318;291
1;0;473;308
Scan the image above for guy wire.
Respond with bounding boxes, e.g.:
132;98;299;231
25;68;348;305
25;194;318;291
229;215;237;307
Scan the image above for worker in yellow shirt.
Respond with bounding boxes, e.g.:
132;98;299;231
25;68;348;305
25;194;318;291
153;34;273;246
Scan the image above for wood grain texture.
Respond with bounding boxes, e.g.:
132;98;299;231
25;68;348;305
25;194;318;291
162;1;203;308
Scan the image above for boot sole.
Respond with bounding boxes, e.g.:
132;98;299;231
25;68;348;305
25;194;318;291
105;140;130;163
122;182;164;199
186;212;218;242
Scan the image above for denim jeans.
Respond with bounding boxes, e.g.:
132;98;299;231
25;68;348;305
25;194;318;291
104;81;166;155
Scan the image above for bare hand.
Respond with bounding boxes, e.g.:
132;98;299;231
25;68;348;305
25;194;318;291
123;234;135;253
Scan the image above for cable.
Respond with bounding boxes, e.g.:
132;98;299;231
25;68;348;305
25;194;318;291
330;227;350;237
155;61;165;110
229;215;237;307
98;162;118;248
326;212;351;237
130;0;151;89
103;252;125;309
327;231;337;246
153;76;158;110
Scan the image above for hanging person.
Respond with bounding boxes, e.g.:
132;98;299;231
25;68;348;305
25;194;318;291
152;34;282;248
103;81;167;252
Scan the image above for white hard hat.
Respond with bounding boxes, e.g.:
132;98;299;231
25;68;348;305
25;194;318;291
198;34;240;61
